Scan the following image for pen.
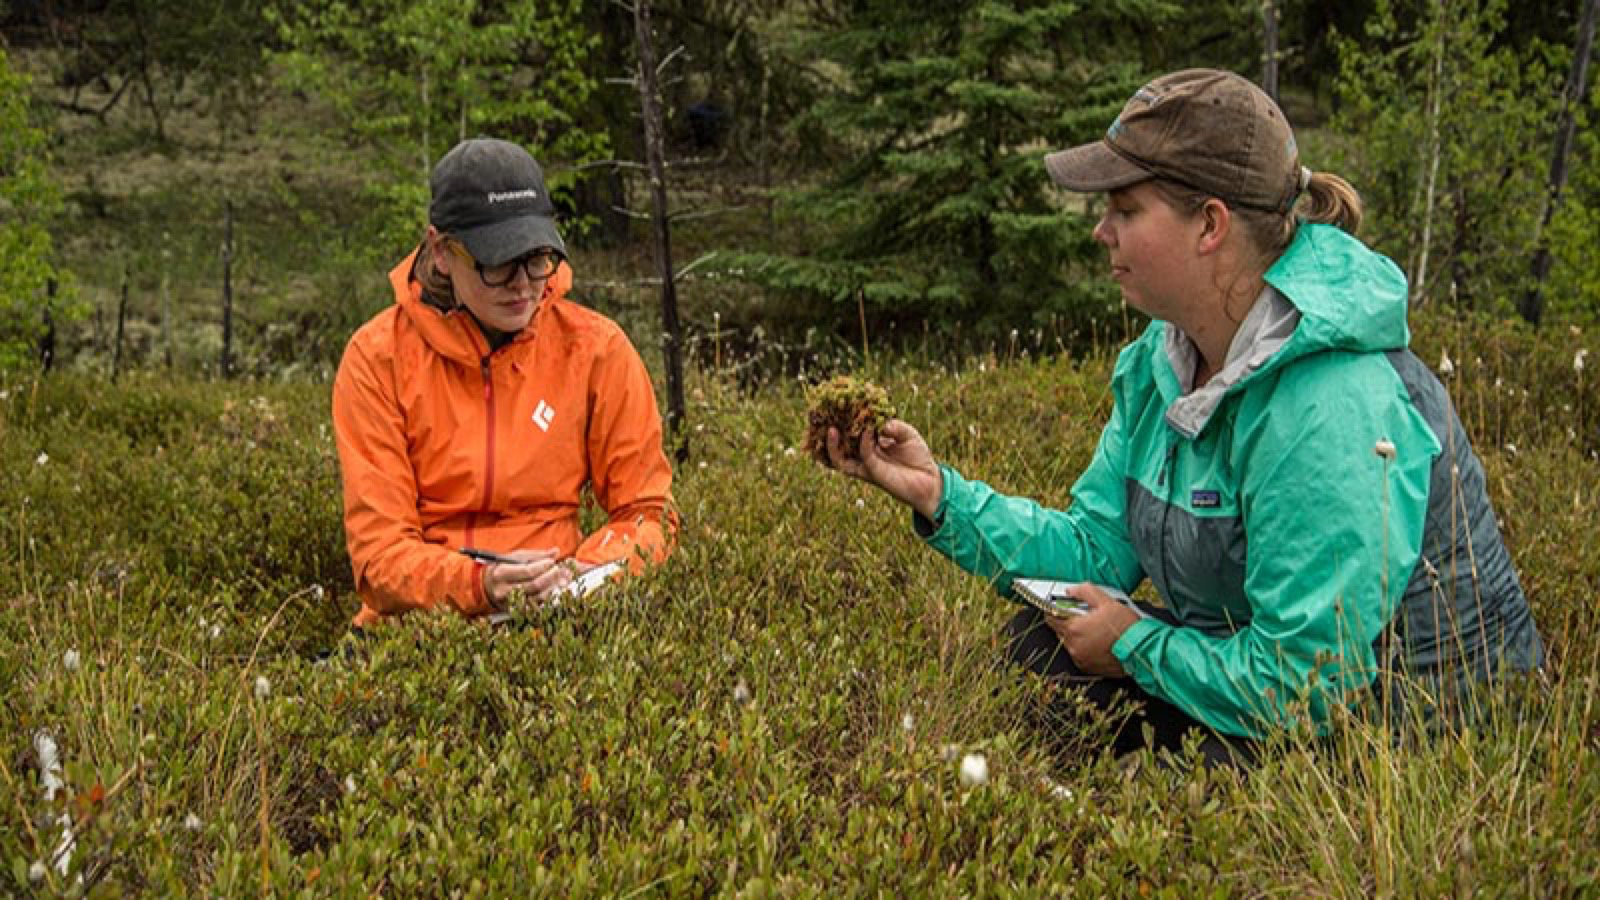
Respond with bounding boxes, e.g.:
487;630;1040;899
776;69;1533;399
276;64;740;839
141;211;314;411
460;547;518;565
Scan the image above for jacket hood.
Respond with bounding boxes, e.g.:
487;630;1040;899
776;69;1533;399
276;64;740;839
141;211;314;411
386;247;574;366
1262;223;1410;368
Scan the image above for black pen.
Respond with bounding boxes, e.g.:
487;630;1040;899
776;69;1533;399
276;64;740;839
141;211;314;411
460;547;518;565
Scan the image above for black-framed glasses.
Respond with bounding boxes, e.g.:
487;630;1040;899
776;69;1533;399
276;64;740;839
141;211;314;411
448;241;562;287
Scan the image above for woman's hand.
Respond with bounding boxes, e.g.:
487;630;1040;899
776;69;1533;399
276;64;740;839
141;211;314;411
1044;584;1141;677
480;548;575;608
825;418;943;520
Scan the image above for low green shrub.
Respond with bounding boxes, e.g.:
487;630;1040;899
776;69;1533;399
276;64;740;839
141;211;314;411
1;311;1595;894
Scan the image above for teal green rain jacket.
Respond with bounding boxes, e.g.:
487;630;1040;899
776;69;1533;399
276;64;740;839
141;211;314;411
921;224;1543;739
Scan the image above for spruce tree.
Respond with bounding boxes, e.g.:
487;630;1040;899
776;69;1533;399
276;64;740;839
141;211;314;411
727;0;1157;340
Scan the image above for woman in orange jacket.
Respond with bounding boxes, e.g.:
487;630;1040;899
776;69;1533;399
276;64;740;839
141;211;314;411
332;138;678;627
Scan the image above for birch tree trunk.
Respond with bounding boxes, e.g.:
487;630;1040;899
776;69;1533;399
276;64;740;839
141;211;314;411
1261;0;1280;104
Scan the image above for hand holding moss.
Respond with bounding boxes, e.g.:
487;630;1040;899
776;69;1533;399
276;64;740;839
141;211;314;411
804;377;941;519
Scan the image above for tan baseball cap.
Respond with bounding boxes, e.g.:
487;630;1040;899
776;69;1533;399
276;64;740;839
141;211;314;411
1045;69;1301;213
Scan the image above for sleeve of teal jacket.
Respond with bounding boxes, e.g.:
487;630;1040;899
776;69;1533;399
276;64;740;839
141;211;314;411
1112;356;1438;738
919;382;1145;598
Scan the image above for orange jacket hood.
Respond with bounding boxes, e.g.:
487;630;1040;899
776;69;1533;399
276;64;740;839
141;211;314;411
333;250;677;626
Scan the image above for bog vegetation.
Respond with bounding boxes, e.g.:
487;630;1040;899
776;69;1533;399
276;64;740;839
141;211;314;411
2;0;1599;894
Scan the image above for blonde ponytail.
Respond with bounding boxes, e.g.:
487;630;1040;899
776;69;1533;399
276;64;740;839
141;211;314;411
1297;171;1363;234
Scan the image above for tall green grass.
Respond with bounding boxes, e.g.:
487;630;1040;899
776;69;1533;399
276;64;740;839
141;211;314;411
1;315;1595;895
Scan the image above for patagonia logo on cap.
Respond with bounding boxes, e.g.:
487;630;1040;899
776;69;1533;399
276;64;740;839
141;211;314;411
1191;489;1221;509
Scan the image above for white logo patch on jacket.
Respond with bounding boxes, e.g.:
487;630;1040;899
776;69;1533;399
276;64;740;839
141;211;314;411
532;400;555;432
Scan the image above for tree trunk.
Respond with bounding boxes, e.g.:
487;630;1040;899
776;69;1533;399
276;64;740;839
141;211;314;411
1522;0;1599;326
161;268;172;369
39;279;57;372
221;200;234;378
1412;2;1447;306
1261;0;1280;104
634;0;689;463
114;268;128;381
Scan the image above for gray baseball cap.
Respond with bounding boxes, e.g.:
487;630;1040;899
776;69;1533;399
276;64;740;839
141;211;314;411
429;138;566;266
1045;69;1302;213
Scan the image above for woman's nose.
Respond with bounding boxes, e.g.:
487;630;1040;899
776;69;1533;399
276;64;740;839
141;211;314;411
1091;213;1113;247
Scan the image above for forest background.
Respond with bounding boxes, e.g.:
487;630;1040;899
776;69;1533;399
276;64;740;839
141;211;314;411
1;0;1598;894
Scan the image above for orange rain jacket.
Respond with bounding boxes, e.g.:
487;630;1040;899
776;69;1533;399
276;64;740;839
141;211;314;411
332;250;677;626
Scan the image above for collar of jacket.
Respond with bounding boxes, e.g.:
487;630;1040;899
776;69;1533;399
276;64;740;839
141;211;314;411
386;246;574;365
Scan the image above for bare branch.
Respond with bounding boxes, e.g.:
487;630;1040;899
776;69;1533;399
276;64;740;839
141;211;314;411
674;252;719;281
668;205;749;224
656;45;689;77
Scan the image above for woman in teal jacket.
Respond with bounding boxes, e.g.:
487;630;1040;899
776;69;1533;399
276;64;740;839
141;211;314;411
825;69;1543;765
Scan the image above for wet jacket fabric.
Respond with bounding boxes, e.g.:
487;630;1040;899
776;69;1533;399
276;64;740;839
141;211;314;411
921;224;1543;739
333;250;677;627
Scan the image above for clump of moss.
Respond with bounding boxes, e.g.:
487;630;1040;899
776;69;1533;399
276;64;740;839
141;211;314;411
803;376;896;466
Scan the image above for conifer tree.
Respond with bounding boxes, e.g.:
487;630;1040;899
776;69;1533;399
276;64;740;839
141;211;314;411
726;0;1155;339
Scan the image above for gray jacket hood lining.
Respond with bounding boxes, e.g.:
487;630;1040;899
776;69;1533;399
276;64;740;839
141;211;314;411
1164;285;1301;438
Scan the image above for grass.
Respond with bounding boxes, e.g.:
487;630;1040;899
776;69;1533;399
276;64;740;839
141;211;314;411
1;318;1596;895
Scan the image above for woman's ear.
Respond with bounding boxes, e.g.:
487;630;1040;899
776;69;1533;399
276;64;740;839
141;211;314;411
1196;198;1231;255
424;226;451;277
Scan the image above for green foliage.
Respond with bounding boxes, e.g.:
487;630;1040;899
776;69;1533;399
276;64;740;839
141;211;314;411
0;48;63;369
269;0;610;250
1329;0;1563;312
1543;56;1600;325
721;1;1149;341
1;310;1596;892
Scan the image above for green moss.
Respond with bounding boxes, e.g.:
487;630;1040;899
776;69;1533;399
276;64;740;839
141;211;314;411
802;375;897;465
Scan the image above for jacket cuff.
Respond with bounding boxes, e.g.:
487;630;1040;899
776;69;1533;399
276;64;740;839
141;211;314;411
1111;617;1164;671
913;465;957;541
459;559;495;617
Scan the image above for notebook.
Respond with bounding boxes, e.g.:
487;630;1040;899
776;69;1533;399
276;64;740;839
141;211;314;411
1011;578;1148;619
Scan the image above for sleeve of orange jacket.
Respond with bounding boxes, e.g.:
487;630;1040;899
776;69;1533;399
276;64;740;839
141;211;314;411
574;326;679;570
332;334;493;618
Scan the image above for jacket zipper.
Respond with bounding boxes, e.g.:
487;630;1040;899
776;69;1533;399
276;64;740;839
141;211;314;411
1157;439;1179;595
480;355;497;516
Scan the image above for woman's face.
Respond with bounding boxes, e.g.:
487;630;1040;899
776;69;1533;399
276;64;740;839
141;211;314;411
430;231;551;336
1091;182;1206;324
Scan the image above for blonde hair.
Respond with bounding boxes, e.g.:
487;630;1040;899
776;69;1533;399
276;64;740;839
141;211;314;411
1151;171;1364;259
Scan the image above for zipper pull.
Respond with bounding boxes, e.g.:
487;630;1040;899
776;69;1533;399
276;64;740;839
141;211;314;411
1158;441;1177;488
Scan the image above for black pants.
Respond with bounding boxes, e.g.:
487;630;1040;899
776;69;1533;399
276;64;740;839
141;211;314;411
1003;605;1256;769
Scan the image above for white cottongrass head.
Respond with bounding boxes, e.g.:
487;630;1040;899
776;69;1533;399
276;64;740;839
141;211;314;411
343;774;358;795
958;752;989;787
62;649;80;673
1577;349;1588;373
34;731;63;801
253;676;271;700
183;812;202;831
35;452;48;466
1438;352;1455;377
1373;439;1396;461
732;678;751;705
900;712;915;733
28;861;45;883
